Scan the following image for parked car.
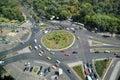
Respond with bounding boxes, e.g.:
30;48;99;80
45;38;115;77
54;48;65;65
48;67;51;72
40;66;43;71
29;67;33;72
55;63;59;67
0;61;4;65
34;46;38;50
29;46;32;50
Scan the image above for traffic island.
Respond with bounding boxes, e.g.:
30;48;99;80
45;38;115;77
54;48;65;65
94;58;112;79
41;30;75;51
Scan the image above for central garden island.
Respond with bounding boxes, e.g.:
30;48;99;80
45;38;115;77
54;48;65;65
41;30;75;51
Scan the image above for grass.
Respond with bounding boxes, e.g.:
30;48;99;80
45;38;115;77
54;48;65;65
33;67;39;73
92;48;120;52
42;30;74;49
40;24;50;29
94;59;111;78
91;40;103;46
0;36;6;40
72;65;85;80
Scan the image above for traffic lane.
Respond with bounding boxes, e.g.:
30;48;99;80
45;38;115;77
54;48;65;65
90;46;120;48
60;63;80;80
104;59;119;80
89;52;115;60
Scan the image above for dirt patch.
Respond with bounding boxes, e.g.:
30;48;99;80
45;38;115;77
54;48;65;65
0;30;11;36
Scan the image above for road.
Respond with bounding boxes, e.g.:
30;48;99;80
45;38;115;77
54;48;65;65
1;1;120;80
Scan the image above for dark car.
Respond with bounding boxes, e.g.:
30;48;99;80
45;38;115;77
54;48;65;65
37;70;41;75
40;66;43;71
72;51;78;54
48;67;51;72
29;67;33;72
67;69;72;73
95;51;99;53
23;67;27;71
116;55;120;58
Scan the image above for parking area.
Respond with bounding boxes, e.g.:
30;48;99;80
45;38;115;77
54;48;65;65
4;60;70;80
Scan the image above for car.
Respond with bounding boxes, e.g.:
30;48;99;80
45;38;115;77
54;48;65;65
34;39;37;43
40;66;43;71
56;60;61;64
90;64;93;69
55;63;59;67
64;53;70;56
90;72;94;79
23;67;27;71
86;75;92;80
72;51;78;54
38;53;42;56
38;45;42;48
88;68;92;73
77;36;80;40
52;65;57;69
39;50;44;54
84;64;88;69
93;72;98;79
34;46;38;50
50;52;55;55
85;69;89;75
60;50;65;53
48;67;51;72
47;56;51;60
67;69;72;73
37;70;41;75
29;46;32;50
0;61;4;65
25;67;30;71
116;55;120;58
95;51;99;53
104;50;110;53
29;67;33;72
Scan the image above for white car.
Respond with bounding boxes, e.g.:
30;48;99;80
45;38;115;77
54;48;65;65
38;45;42;48
34;39;37;43
44;30;48;34
0;61;4;65
56;60;61;64
34;46;38;50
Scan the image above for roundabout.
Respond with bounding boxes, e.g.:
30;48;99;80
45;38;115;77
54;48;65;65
41;30;75;51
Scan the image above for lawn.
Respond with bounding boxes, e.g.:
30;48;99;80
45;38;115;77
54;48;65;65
33;67;39;73
94;59;111;78
72;65;85;80
91;40;103;46
42;30;74;49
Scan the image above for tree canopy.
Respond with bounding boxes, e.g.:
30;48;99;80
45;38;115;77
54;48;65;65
0;0;24;22
23;0;120;33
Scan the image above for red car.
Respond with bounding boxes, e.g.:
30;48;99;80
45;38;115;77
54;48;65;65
85;69;89;75
60;50;65;53
64;53;70;56
55;63;59;67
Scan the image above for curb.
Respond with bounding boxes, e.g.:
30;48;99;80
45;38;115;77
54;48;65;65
41;30;75;51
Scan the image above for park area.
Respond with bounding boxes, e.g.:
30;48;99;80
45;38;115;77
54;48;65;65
41;30;74;50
